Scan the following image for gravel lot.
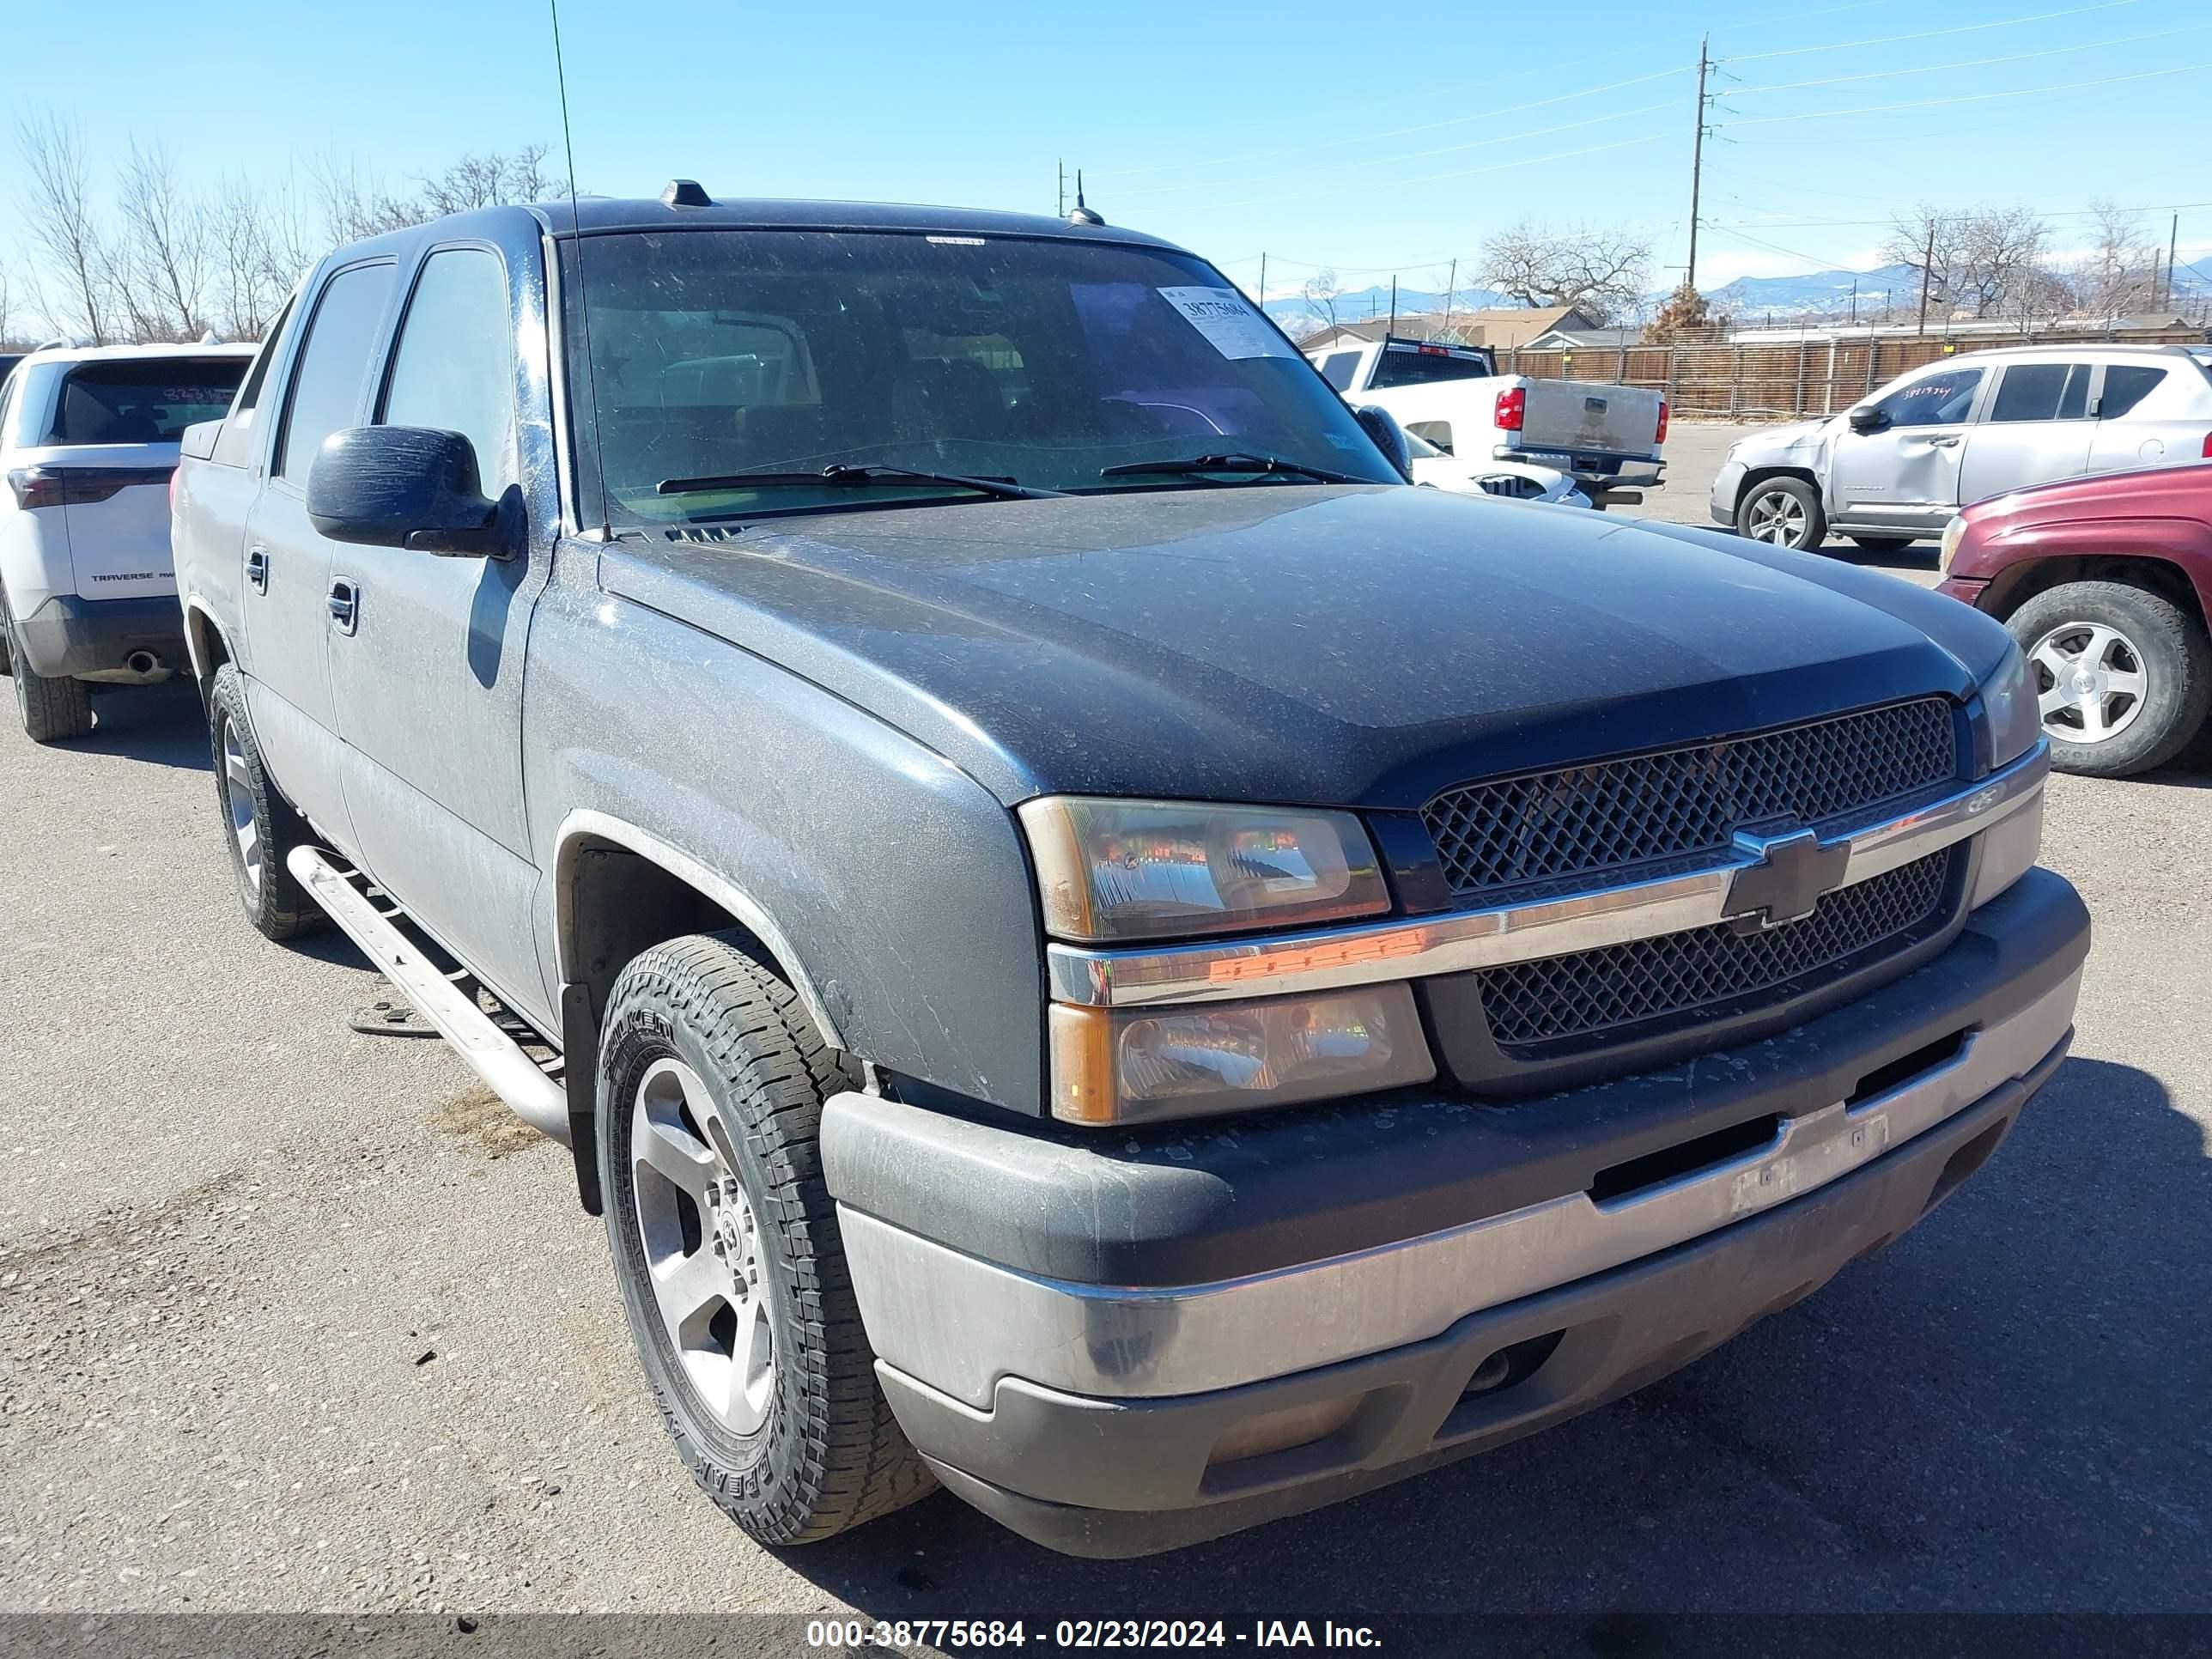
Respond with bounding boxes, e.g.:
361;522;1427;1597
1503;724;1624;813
3;441;2208;1624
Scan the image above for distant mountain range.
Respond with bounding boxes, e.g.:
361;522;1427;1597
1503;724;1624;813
1258;264;2209;337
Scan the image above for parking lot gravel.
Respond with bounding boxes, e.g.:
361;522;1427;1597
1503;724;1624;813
3;444;2207;1622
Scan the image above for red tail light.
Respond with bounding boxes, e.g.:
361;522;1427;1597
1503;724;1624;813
7;467;66;510
1495;386;1526;432
1656;400;1670;446
2202;431;2212;459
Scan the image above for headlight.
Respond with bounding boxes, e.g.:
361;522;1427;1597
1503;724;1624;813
1938;514;1967;572
1983;641;2039;768
1018;798;1389;943
1047;986;1434;1125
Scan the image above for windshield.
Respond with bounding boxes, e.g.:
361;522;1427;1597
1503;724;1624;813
568;229;1400;524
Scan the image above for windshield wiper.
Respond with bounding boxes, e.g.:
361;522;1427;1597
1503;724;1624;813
657;463;1064;501
1097;453;1361;484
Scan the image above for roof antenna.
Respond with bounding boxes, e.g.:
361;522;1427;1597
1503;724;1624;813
550;0;611;538
1066;169;1104;228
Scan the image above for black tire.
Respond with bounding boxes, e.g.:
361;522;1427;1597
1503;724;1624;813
598;933;933;1547
1848;534;1917;552
11;648;94;743
207;664;321;939
2007;580;2212;779
1735;474;1826;551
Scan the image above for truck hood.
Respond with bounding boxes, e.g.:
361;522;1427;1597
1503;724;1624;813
600;485;2006;806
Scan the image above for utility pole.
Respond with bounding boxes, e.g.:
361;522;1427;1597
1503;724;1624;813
1388;276;1398;337
1056;160;1065;219
1442;258;1457;337
1849;278;1857;326
1685;34;1710;295
1258;252;1267;313
2166;212;2180;309
1916;223;1936;337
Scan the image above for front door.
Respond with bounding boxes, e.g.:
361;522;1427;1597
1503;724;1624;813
240;258;399;841
1956;361;2094;505
323;240;553;1024
1827;362;1985;532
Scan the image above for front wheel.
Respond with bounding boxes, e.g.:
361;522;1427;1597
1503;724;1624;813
207;664;321;938
2008;580;2211;778
599;933;933;1547
1735;476;1826;551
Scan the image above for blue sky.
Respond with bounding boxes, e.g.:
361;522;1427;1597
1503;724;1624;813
7;0;2211;309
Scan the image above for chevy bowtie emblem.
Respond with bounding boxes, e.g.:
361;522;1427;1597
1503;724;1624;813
1724;829;1850;933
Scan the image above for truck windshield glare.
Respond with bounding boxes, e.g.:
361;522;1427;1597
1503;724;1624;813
569;229;1400;523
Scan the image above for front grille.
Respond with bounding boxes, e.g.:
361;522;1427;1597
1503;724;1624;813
1422;700;1959;899
1476;848;1955;1049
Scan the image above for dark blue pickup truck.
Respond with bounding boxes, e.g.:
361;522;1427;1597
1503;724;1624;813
172;186;2087;1557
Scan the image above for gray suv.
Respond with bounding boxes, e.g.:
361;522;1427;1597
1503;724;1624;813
1712;343;2212;552
170;191;2085;1557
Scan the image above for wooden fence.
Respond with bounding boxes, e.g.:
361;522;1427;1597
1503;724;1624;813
1493;325;2209;419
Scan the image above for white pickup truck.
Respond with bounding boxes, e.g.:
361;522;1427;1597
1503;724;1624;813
1309;335;1667;507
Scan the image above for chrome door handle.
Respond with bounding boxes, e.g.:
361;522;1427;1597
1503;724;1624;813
327;579;360;635
1928;435;1961;448
246;545;269;593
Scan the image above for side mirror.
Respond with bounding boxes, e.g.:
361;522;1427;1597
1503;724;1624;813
1845;405;1887;434
307;426;501;556
1354;404;1412;480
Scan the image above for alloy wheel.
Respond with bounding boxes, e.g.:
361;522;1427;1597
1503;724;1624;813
1744;487;1810;547
220;718;262;896
2028;620;2147;746
630;1057;776;1434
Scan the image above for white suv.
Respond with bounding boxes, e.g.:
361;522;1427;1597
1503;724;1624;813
0;342;254;741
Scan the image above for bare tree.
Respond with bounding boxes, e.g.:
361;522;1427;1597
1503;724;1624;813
1300;268;1343;335
416;146;557;216
1954;205;2048;320
16;113;111;343
114;140;210;341
2072;198;2157;320
1479;222;1650;324
1886;203;2050;322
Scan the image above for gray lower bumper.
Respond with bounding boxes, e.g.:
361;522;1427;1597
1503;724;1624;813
825;870;2087;1554
902;1048;2062;1557
10;593;186;678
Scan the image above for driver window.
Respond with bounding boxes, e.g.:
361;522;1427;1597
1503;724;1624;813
1871;366;1983;428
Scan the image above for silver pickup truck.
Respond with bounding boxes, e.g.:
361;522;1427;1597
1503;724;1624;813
172;189;2087;1559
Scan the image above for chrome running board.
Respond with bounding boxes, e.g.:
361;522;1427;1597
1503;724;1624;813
287;846;572;1146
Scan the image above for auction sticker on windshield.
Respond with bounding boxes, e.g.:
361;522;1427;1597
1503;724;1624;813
1157;286;1296;360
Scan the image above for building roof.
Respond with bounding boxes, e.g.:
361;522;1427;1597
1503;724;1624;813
1449;306;1600;349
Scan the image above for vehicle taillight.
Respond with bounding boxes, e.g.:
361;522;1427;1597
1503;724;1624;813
1656;400;1670;446
2202;431;2212;459
5;465;169;509
1495;386;1525;432
7;467;66;510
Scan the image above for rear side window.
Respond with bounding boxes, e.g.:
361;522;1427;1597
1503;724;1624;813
47;358;247;444
1319;351;1362;392
211;292;301;469
1988;362;2091;423
2098;365;2167;421
380;248;520;494
276;262;398;483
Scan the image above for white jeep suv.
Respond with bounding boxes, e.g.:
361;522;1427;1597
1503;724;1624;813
0;343;253;741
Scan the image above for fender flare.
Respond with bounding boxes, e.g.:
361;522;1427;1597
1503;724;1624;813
550;807;846;1049
181;596;225;682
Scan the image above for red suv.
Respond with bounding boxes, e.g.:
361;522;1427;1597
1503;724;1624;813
1939;461;2212;777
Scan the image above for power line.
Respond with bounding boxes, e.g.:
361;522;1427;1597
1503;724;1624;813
1112;101;1678;198
1723;0;2136;64
1095;68;1687;183
1724;58;2212;124
1133;132;1673;217
1729;19;2212;94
